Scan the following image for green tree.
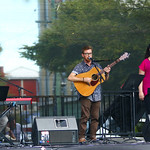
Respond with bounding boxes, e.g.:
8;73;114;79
20;0;150;90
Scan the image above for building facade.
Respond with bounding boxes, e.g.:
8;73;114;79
5;67;39;97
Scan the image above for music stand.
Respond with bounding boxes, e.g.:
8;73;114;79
0;86;15;145
0;86;9;101
121;74;144;91
122;74;144;142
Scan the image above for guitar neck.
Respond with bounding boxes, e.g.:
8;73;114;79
109;58;120;68
99;58;120;74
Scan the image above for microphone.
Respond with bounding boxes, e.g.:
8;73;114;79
88;57;93;61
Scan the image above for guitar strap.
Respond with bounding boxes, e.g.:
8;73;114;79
93;62;105;83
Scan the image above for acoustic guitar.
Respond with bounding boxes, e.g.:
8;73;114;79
74;52;130;96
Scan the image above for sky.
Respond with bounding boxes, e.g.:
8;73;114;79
0;0;39;73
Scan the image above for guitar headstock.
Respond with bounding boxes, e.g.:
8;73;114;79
119;52;130;61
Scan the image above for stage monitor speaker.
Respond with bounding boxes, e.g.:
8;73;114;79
32;116;78;145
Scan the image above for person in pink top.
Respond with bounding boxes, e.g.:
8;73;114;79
139;44;150;142
139;44;150;100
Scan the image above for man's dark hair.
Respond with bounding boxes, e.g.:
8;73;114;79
81;46;93;54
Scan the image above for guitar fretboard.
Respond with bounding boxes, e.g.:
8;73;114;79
109;59;120;68
97;58;120;75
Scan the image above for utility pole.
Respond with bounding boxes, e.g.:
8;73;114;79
37;0;62;116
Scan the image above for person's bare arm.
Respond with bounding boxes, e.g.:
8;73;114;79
138;69;145;100
68;72;91;85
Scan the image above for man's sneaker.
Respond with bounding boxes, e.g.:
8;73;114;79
79;138;86;143
90;137;99;142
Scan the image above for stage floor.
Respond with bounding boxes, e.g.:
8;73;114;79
1;137;150;150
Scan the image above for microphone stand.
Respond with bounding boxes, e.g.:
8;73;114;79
88;58;110;83
0;77;33;96
91;59;115;144
89;60;108;143
92;59;112;62
0;77;33;145
90;58;112;84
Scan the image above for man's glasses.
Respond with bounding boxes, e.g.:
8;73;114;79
83;53;92;56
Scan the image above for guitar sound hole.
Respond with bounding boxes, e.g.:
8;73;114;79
92;74;98;81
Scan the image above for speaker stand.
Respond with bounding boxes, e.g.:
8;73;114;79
122;74;144;143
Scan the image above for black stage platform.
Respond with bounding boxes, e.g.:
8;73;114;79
1;140;150;150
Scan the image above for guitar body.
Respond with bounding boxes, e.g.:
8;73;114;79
74;67;105;97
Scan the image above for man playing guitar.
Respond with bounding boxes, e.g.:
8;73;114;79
68;45;111;143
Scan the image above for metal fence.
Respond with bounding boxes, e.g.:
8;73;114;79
2;90;145;142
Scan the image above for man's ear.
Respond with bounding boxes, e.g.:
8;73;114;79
81;53;84;58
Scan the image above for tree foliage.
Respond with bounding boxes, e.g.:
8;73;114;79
20;0;150;90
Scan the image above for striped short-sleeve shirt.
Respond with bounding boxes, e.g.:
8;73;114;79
72;61;102;102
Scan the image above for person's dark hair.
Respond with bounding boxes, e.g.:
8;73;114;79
81;46;93;54
145;44;150;58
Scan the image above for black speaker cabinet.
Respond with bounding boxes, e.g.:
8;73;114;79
32;116;78;145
